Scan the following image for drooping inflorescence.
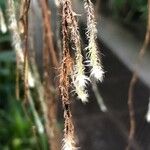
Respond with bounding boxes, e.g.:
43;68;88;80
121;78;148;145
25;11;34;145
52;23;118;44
64;0;90;103
59;0;104;149
60;1;77;149
61;0;90;104
84;0;104;81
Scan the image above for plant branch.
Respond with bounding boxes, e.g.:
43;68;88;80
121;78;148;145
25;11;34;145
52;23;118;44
126;1;150;150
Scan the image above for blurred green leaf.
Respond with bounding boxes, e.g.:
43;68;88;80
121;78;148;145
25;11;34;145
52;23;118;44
0;51;16;62
0;34;11;43
111;0;148;23
113;0;125;9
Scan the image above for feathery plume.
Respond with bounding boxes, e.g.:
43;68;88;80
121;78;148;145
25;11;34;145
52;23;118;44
62;133;77;150
62;110;77;150
84;0;104;81
59;1;78;149
62;0;90;102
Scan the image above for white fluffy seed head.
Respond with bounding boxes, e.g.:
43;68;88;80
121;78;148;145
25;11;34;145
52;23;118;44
72;75;89;103
72;64;90;103
90;65;104;82
62;135;77;150
75;86;88;103
72;74;90;88
72;52;90;103
87;40;104;82
84;0;104;82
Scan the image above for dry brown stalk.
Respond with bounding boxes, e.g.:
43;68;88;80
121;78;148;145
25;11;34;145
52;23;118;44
59;1;77;148
63;0;90;103
126;1;150;150
39;0;61;149
7;0;34;102
20;0;30;105
43;42;60;150
59;46;76;150
39;0;59;68
16;55;20;100
7;0;44;136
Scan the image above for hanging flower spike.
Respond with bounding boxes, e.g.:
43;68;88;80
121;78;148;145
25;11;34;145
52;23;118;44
62;136;76;150
60;1;79;150
72;52;90;103
63;0;90;102
62;124;77;150
84;0;104;81
72;56;89;103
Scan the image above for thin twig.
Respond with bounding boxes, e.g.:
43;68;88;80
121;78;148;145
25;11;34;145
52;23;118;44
39;0;61;149
16;55;20;100
39;0;59;68
17;0;31;104
28;89;45;134
126;1;150;150
92;80;107;112
7;0;44;135
21;0;30;103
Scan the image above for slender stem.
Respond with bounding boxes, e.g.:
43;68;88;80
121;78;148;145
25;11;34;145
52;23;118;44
126;1;150;150
39;0;61;149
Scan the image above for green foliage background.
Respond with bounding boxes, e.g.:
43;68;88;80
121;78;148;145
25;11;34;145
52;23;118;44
0;1;48;149
112;0;147;23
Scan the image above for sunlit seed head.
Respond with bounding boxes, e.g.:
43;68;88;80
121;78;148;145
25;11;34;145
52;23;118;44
73;74;90;88
75;87;88;103
90;66;104;82
62;135;77;150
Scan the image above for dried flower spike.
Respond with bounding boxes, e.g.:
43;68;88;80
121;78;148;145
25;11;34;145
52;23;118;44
62;0;90;102
62;113;77;150
62;135;77;150
72;56;90;103
59;1;78;149
84;0;104;81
